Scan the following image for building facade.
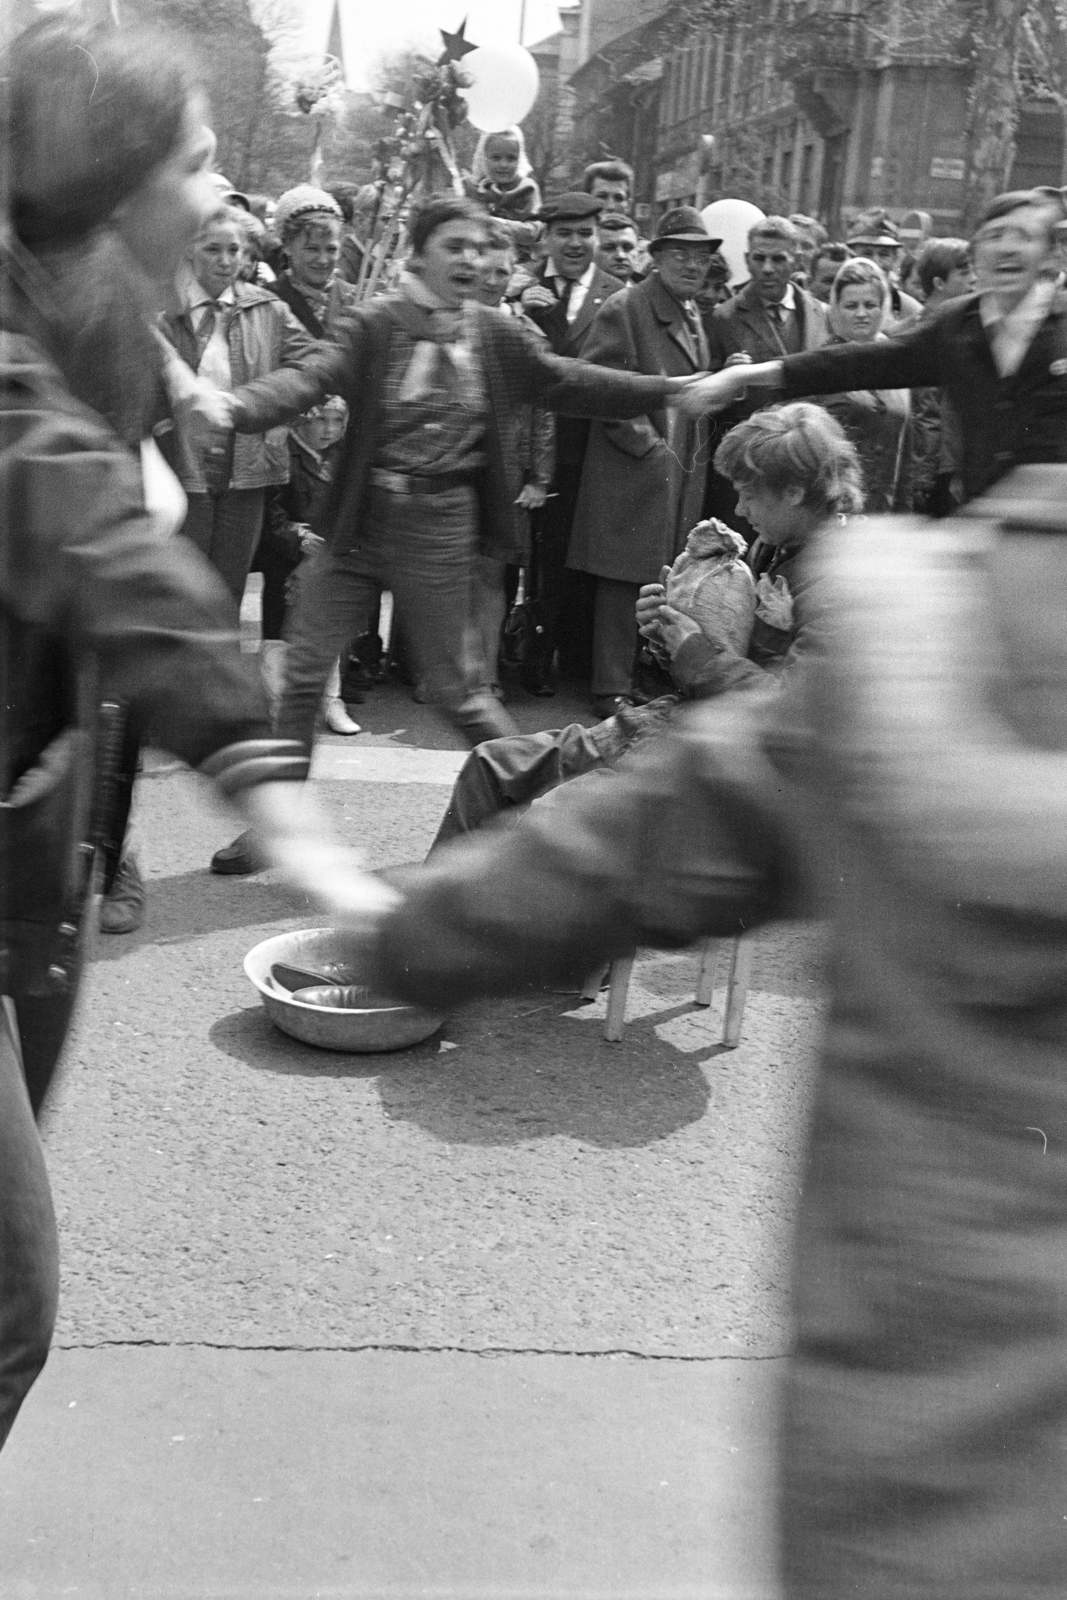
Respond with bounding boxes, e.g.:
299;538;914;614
566;0;1066;236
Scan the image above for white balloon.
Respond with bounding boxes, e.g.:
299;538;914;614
701;199;766;286
460;44;539;133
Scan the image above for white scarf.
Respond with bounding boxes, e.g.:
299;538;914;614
393;270;481;407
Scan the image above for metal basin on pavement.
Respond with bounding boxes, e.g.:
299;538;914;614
244;928;444;1053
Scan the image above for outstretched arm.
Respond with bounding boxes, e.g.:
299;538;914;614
359;694;806;1010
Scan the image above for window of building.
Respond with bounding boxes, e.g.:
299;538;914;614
780;147;793;200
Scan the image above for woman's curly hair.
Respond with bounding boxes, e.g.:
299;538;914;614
714;402;866;516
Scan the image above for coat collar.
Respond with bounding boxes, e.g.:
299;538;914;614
559;265;623;351
646;271;704;368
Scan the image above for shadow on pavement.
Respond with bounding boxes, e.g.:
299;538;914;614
91;869;306;962
210;994;711;1149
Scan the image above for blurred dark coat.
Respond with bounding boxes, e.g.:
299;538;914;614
368;500;1067;1597
779;290;1067;502
567;272;710;584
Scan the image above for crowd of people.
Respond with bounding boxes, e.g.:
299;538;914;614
6;14;1067;1598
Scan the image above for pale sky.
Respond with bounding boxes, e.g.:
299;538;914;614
292;0;576;90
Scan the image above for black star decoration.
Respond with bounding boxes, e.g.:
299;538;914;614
438;17;478;64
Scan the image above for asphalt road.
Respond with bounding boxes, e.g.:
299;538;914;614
0;670;825;1599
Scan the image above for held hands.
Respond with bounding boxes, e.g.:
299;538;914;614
669;368;754;417
515;482;549;510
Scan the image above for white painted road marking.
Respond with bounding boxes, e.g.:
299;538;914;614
311;745;467;785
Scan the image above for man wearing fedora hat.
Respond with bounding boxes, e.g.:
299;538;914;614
567;206;720;713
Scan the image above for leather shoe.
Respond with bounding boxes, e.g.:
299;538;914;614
522;671;555;698
99;854;146;934
210;830;264;876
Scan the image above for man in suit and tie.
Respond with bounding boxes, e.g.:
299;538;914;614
519;192;625;693
703;214;829;523
567;207;719;713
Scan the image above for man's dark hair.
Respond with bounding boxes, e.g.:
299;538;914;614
407;196;486;255
582;159;634;194
811;241;852;277
975;189;1063;246
916;237;970;298
597;211;637;235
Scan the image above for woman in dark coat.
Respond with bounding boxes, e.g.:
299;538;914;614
0;17;385;1451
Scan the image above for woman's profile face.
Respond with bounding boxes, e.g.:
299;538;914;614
112;93;218;283
833;282;884;342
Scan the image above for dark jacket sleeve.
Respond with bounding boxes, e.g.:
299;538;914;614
778;317;942;398
231;337;349;432
520;332;678;419
577;292;667;458
367;693;806;1009
1;397;302;783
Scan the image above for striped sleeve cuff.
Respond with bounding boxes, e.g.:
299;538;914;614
200;739;310;797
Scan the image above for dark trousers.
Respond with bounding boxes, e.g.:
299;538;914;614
431;722;605;851
591;577;641;699
251;524;300;641
181;489;267;610
0;1002;59;1451
526;465;595;683
279;484;518;753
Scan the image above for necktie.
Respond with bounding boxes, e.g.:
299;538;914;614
195;300;221;361
558;279;576;319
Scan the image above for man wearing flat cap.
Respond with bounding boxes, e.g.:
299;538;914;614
567;207;719;713
518;191;627;694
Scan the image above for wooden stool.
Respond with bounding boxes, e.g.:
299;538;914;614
583;933;756;1046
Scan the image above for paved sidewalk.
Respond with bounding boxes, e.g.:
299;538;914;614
2;1346;783;1600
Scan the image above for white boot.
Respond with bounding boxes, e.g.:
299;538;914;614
259;638;287;719
323;658;361;735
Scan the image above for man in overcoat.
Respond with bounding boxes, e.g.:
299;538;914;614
702;214;829;525
518;192;625;692
568;207;720;713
